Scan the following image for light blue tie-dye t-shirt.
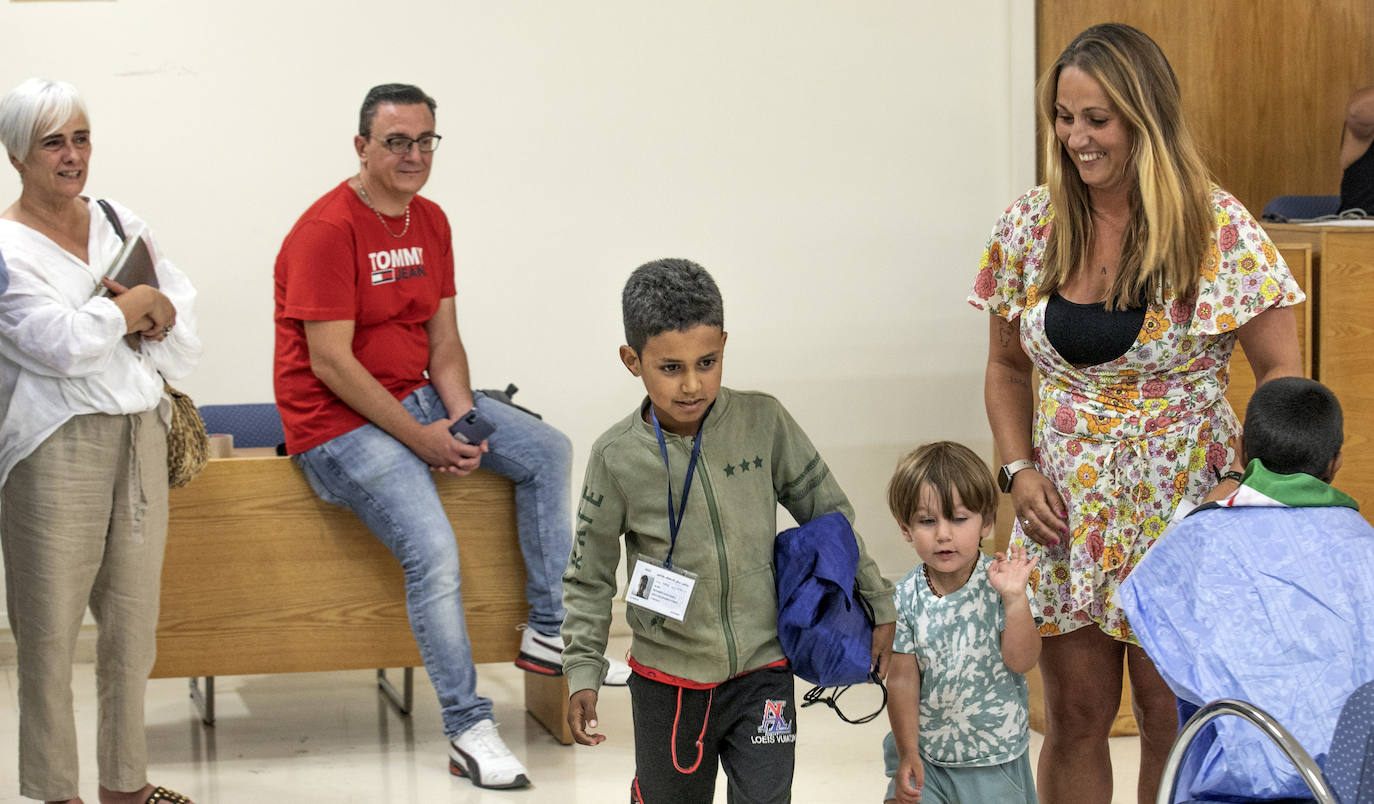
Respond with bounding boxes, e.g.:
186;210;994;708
891;552;1030;767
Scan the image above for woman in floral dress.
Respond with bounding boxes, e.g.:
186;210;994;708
970;24;1303;804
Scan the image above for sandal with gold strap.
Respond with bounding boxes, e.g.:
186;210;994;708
145;787;192;804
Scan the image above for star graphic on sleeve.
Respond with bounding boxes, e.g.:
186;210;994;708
753;456;763;469
723;463;736;477
739;459;751;473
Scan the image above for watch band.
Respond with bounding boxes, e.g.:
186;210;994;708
1002;459;1033;474
998;459;1034;493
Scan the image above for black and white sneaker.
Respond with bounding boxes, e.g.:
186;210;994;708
604;656;631;686
449;719;530;789
515;625;564;676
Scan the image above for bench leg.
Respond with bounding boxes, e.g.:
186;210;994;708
189;676;215;726
376;668;414;715
524;673;572;745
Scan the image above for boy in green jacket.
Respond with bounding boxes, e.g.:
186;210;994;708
561;258;896;803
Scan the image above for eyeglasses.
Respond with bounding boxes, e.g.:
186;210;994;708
375;134;442;155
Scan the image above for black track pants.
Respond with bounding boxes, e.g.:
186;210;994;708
628;667;796;804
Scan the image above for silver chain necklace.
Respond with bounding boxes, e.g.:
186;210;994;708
355;177;410;238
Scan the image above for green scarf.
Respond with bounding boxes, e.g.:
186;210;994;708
1221;459;1359;511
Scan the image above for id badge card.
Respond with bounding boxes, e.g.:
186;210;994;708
627;556;697;622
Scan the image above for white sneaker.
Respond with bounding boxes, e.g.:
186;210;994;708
449;719;530;789
516;625;631;686
515;625;563;676
604;657;631;686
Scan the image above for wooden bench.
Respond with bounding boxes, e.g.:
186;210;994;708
150;455;572;744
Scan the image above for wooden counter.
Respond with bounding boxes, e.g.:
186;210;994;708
152;456;571;743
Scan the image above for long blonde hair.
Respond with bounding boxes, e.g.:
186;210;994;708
1037;23;1214;309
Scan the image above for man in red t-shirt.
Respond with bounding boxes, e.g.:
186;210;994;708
272;84;596;790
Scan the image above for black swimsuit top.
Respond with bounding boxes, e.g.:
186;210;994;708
1341;139;1374;214
1044;293;1147;367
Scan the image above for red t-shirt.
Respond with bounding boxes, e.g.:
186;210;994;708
273;180;456;454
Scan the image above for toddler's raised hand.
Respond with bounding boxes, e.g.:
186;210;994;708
988;543;1039;597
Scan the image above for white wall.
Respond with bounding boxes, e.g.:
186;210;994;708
0;0;1036;618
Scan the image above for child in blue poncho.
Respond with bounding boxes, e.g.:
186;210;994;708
1121;377;1374;801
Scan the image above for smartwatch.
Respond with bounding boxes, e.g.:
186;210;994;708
997;459;1034;493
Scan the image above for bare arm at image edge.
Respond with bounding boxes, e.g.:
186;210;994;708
1340;86;1374;169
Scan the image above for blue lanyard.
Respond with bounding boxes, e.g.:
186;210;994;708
649;405;712;569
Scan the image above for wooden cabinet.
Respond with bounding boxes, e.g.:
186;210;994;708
1245;225;1374;515
1321;232;1374;509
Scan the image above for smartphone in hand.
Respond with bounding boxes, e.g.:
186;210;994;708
449;406;497;445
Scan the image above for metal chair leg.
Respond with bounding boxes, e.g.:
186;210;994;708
377;668;414;715
188;676;215;726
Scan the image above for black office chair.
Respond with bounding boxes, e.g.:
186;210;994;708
1261;195;1342;221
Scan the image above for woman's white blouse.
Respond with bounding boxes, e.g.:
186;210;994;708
0;197;202;487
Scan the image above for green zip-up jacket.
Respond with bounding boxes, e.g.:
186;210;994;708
561;386;896;695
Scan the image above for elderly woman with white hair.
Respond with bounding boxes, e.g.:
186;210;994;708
0;78;200;804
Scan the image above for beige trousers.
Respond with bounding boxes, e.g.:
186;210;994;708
1;411;167;801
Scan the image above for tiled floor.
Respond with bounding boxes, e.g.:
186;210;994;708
0;635;1145;803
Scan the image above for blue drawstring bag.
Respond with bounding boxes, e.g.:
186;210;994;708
775;511;885;723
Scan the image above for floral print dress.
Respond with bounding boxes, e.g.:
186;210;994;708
968;186;1303;642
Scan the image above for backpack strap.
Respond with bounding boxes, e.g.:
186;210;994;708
801;673;888;725
96;199;126;242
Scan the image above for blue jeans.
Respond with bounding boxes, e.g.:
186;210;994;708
295;386;572;738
